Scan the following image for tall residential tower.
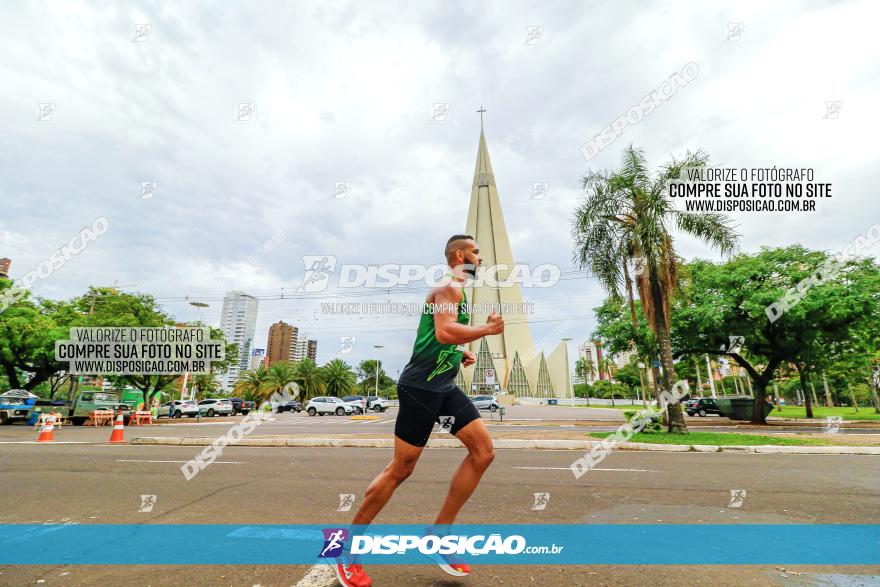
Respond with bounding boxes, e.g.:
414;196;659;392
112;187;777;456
218;291;259;389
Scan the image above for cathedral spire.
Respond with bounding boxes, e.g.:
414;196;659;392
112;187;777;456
462;127;541;396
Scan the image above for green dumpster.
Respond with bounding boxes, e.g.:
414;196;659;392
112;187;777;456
716;396;773;421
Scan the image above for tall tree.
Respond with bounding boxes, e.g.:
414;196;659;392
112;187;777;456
191;372;222;400
234;365;270;401
672;248;879;422
295;357;326;400
0;282;78;391
258;361;300;402
357;359;389;393
72;288;238;407
573;146;739;432
575;357;594;383
321;359;357;397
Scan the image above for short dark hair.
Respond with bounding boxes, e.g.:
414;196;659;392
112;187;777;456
445;234;474;258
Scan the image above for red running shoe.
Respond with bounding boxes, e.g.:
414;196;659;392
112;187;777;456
334;560;372;587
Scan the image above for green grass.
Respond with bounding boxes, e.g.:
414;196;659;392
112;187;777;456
769;406;880;421
589;431;832;446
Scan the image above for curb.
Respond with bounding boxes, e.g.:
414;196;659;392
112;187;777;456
130;436;880;455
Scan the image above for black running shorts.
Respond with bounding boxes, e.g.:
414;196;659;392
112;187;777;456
394;383;481;447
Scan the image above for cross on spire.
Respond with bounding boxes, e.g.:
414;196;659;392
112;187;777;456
477;106;486;130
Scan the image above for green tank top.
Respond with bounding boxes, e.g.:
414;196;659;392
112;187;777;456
398;289;470;391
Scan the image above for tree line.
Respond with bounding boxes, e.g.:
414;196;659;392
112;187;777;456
572;146;879;429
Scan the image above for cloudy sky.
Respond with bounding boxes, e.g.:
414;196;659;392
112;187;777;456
2;0;877;376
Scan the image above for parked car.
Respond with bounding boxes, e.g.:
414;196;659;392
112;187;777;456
159;400;199;418
365;396;388;412
275;400;302;413
341;395;368;414
686;397;721;417
305;397;354;416
197;398;234;417
239;400;256;415
470;395;500;412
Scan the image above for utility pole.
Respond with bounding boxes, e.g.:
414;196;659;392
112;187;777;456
373;345;384;412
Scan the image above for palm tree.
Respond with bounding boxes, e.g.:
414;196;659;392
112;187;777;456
233;365;270;401
295;357;326;400
576;357;595;384
573;145;739;433
599;356;616;381
321;359;357;397
261;361;300;401
192;372;221;400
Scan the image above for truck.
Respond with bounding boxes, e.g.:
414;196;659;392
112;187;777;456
62;390;133;425
0;390;37;425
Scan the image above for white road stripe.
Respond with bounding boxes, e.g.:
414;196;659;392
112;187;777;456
513;466;656;472
293;563;337;587
115;459;242;464
0;441;92;444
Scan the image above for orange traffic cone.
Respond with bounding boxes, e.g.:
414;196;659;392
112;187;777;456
108;412;125;443
37;415;55;442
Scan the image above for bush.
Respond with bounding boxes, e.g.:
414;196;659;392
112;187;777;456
591;380;636;399
623;409;663;434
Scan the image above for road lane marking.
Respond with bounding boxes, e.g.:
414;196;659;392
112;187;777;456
0;441;90;445
293;563;336;587
116;459;242;464
513;466;657;472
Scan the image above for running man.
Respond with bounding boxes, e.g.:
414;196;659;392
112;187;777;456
334;234;504;587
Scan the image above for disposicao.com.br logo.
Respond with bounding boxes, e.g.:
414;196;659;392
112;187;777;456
296;256;561;292
318;529;562;558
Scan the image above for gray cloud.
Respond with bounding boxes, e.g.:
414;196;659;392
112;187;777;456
1;0;876;374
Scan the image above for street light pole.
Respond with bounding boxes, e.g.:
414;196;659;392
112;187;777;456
373;345;384;414
188;302;210;403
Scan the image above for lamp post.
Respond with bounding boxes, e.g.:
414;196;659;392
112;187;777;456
561;338;574;406
372;345;384;414
186;302;210;402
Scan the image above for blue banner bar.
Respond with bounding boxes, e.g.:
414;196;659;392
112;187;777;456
0;524;876;565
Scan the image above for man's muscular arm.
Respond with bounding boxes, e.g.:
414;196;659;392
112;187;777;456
432;284;504;345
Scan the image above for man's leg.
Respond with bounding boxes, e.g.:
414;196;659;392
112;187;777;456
434;417;495;525
351;435;424;525
351;384;441;525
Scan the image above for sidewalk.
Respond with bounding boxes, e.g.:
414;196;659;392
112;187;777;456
130;435;880;455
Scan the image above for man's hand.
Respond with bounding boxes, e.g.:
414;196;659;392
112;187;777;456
485;312;505;335
461;349;476;367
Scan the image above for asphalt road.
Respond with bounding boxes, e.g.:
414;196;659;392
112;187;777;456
1;441;878;586
3;406;877;444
